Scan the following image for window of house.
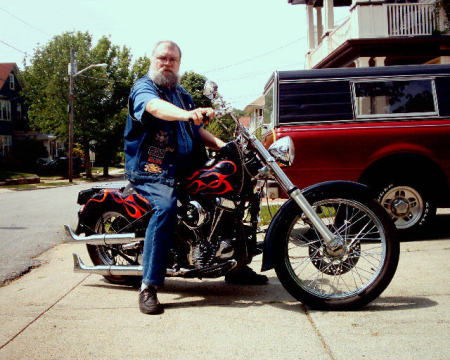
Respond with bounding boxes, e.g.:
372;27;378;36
0;100;12;121
17;103;22;120
0;136;12;157
9;73;15;90
353;79;437;117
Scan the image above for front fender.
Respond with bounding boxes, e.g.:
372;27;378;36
261;180;373;271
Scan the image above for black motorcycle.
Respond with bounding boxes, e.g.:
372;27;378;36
65;81;399;310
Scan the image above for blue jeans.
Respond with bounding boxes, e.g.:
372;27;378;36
132;181;177;287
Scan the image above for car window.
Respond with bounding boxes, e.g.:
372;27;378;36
278;80;353;124
353;79;436;117
263;84;274;126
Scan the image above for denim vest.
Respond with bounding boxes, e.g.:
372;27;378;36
124;76;202;187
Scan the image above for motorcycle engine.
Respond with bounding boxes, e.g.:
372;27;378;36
179;200;208;229
177;198;236;269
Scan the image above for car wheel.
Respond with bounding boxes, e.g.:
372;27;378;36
376;182;436;233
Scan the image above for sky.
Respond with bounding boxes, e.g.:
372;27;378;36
0;0;348;110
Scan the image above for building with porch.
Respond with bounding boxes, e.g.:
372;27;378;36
0;63;63;166
0;63;22;161
288;0;450;69
243;95;265;133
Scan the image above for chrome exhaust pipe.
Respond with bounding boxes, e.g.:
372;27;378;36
72;254;237;278
64;225;143;245
73;253;143;276
72;253;191;277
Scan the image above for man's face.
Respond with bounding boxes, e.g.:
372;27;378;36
149;43;181;88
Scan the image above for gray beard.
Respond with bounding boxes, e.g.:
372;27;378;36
149;68;179;89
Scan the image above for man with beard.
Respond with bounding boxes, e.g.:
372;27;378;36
125;40;267;315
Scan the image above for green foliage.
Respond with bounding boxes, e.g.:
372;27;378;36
0;170;35;181
21;31;150;176
180;71;212;108
259;204;282;225
180;71;239;141
130;56;151;82
205;114;236;142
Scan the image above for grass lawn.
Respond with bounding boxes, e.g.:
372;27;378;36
3;181;75;190
259;204;283;225
0;166;125;190
0;170;37;182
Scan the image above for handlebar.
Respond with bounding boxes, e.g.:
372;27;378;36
188;114;210;126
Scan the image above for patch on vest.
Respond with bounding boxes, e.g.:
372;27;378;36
146;130;169;164
144;163;162;174
147;146;165;164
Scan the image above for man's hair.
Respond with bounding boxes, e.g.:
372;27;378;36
151;40;182;59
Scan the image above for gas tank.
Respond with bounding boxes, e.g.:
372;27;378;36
183;142;244;197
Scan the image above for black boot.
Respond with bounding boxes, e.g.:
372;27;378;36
139;286;164;315
225;265;268;285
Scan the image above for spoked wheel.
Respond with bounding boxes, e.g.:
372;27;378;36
274;195;399;310
86;210;142;285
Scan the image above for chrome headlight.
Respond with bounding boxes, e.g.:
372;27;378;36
268;136;295;166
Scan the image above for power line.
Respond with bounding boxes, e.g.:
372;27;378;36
220;61;305;83
0;7;49;36
202;36;306;74
0;40;27;55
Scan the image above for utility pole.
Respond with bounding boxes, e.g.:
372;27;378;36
67;52;106;183
68;47;75;183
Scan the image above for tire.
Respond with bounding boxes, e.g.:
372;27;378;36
86;209;142;285
273;193;399;310
376;182;436;234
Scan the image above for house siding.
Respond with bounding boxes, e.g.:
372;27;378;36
0;63;25;161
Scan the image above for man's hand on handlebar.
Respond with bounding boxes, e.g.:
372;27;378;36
187;107;215;125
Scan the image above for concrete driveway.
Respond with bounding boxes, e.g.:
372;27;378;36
0;220;449;360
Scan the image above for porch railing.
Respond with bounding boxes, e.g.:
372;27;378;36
387;3;436;36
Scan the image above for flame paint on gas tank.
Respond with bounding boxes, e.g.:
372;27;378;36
185;160;237;195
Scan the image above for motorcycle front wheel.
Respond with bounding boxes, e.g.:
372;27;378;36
273;193;399;310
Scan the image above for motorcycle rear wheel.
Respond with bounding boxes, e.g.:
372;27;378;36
273;194;399;310
86;210;141;285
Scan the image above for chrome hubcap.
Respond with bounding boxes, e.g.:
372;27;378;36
380;186;423;229
391;198;410;216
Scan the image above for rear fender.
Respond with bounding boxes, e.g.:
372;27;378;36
76;188;151;233
261;181;372;271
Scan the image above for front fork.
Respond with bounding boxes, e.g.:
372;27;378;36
247;134;343;251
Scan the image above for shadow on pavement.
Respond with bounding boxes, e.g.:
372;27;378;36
84;276;308;313
83;276;438;313
399;213;450;242
356;296;437;312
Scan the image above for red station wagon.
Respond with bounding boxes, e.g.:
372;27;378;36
262;64;450;234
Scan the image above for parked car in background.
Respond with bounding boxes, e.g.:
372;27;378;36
37;156;84;177
262;64;450;234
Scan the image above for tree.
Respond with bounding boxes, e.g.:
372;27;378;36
180;71;212;108
21;31;150;177
180;71;237;141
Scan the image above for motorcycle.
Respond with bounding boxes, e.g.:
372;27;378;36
64;81;399;310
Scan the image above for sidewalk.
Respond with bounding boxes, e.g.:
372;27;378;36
0;238;449;360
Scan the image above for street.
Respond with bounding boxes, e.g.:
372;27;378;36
0;181;123;284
